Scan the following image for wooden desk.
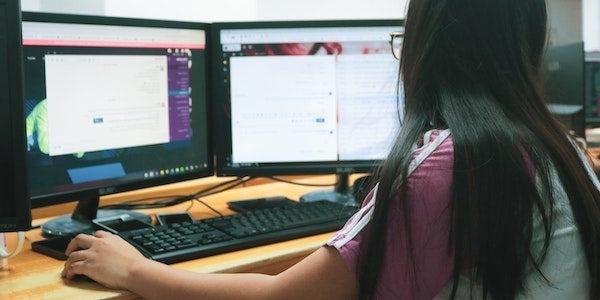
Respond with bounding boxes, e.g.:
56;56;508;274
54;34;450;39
0;175;354;300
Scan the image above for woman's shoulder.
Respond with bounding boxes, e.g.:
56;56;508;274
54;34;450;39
411;129;454;173
401;129;455;215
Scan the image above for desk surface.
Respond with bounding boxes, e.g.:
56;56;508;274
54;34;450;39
1;175;352;300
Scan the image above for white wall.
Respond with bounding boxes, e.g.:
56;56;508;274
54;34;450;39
103;0;257;22
22;0;406;22
21;0;595;51
22;0;258;21
105;0;407;21
20;0;40;11
22;0;104;15
547;0;583;47
255;0;407;21
584;0;600;52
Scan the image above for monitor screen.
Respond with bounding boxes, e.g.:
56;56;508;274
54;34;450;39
22;14;212;206
213;21;404;176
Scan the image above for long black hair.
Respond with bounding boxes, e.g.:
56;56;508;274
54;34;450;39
358;0;600;299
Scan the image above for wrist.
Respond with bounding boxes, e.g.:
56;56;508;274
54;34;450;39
124;257;152;289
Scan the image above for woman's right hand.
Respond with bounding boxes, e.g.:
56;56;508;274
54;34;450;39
61;230;149;290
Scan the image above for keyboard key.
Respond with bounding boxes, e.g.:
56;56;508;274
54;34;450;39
177;243;195;249
199;239;213;245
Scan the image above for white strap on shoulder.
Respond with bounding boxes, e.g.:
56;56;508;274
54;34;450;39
329;129;451;248
400;130;451;190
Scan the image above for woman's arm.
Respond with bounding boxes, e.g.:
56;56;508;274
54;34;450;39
62;231;357;300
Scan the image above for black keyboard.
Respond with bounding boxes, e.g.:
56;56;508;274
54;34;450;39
119;201;357;264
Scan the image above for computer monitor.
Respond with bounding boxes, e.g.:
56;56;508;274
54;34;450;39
211;20;404;204
543;42;586;137
22;12;212;236
0;0;31;232
586;57;600;126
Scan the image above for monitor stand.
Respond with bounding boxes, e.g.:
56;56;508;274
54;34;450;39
299;174;357;206
41;197;151;237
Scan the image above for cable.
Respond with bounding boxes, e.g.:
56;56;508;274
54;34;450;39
181;177;254;216
264;176;337;187
102;177;251;210
184;177;257;217
189;176;251;198
193;198;224;217
101;177;245;209
100;194;198;210
91;175;335;220
103;194;189;206
100;196;189;210
189;177;255;216
193;177;253;198
185;200;195;212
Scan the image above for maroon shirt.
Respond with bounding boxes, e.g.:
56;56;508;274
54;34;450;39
328;130;455;299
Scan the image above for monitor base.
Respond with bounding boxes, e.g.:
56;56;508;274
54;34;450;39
41;209;151;237
299;189;357;206
299;174;374;207
299;173;361;207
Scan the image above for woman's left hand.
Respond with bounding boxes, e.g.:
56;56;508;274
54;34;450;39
60;230;149;290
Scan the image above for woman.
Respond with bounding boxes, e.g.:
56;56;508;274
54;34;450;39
61;0;600;299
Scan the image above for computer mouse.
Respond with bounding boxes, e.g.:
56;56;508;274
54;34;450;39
72;274;96;283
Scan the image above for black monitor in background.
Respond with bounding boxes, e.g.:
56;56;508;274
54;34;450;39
0;0;31;232
547;104;584;136
22;12;213;236
543;42;585;137
584;55;600;126
211;20;404;205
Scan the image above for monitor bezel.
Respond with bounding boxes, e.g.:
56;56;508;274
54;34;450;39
0;0;31;232
22;12;214;208
211;19;404;177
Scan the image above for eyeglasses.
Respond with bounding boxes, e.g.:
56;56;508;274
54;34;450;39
389;31;404;60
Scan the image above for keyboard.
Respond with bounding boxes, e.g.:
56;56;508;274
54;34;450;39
118;201;357;264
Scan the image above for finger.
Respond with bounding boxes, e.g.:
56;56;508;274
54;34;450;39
61;262;67;278
94;230;113;238
65;234;96;256
63;249;92;277
67;249;92;263
66;261;87;279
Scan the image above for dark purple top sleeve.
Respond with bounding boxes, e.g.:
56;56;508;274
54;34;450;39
327;132;455;299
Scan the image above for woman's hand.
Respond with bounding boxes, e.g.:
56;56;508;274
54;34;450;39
61;230;149;290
